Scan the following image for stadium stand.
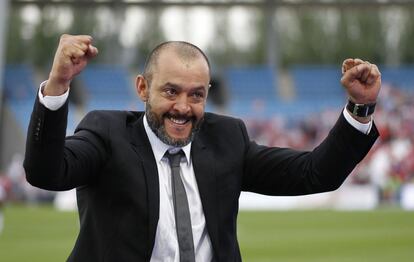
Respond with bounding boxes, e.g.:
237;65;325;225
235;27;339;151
225;65;278;100
281;65;347;118
3;63;414;208
4;64;37;130
3;64;79;134
290;65;344;99
380;65;414;91
4;64;36;101
225;65;280;118
78;64;142;112
5;63;414;132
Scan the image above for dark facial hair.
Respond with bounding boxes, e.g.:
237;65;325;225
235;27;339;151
145;102;203;147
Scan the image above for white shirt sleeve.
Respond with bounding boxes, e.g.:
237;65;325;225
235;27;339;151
38;80;70;111
342;107;372;134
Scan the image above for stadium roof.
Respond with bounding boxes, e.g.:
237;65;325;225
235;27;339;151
10;0;414;8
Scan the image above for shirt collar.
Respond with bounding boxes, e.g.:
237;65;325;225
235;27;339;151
143;115;192;164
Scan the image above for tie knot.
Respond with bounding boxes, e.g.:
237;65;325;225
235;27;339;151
165;150;184;168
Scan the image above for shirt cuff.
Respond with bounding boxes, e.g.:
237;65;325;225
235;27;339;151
38;80;69;111
342;107;372;134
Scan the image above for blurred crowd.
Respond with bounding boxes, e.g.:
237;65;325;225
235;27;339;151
0;154;55;205
245;83;414;204
0;83;413;207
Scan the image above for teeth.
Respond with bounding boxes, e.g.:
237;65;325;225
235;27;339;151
170;117;187;124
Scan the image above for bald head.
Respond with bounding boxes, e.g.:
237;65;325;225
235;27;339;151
143;41;211;85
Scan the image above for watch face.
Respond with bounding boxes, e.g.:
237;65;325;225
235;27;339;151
352;104;361;115
347;101;376;117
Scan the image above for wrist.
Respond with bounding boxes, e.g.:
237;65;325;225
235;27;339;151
43;78;70;96
346;99;376;119
38;80;70;111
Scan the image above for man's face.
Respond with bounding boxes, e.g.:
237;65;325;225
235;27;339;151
142;50;210;147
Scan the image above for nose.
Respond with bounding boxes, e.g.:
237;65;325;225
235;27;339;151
173;94;191;115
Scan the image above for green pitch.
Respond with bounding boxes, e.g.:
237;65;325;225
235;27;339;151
0;205;413;261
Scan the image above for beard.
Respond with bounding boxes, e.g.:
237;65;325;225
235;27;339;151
145;102;203;147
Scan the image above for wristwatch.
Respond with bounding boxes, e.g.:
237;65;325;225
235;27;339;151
346;100;376;117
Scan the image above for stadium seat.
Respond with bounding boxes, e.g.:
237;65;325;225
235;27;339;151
4;64;36;101
3;64;37;130
289;65;346;117
224;65;282;118
78;64;137;111
3;64;78;133
290;65;345;100
380;65;414;91
225;65;278;100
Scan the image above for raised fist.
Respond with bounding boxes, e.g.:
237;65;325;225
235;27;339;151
340;58;381;104
44;34;98;96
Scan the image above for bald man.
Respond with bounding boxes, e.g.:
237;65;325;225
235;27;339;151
24;34;380;262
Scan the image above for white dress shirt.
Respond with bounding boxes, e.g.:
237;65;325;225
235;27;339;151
143;115;214;262
37;82;372;261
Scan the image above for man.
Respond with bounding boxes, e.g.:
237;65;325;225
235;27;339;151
24;34;380;261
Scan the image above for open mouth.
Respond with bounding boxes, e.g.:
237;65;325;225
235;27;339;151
164;112;194;127
169;116;190;125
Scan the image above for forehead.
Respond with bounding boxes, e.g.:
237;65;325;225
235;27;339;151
152;49;210;84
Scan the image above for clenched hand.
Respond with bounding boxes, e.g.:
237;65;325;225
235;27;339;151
341;58;381;104
44;34;98;96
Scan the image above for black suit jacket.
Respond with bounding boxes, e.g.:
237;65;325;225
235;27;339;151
24;97;378;261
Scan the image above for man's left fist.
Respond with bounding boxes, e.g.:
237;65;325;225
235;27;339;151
341;58;381;104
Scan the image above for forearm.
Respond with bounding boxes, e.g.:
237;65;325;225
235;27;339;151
244;114;379;195
24;96;71;190
24;95;109;191
307;113;378;191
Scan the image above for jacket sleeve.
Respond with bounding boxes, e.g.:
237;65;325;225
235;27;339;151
24;96;109;191
241;113;379;196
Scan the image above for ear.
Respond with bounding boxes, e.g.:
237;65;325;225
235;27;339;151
135;75;149;102
206;83;211;99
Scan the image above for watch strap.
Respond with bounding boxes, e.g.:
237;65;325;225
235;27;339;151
346;100;376;117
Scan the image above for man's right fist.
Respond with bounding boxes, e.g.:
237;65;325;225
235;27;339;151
44;34;98;96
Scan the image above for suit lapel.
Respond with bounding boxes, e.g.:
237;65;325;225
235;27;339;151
192;136;220;259
128;115;159;258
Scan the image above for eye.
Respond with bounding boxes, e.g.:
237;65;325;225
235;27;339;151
191;91;205;99
164;88;177;97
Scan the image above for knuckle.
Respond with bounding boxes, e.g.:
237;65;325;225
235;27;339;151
60;34;70;41
61;48;70;57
